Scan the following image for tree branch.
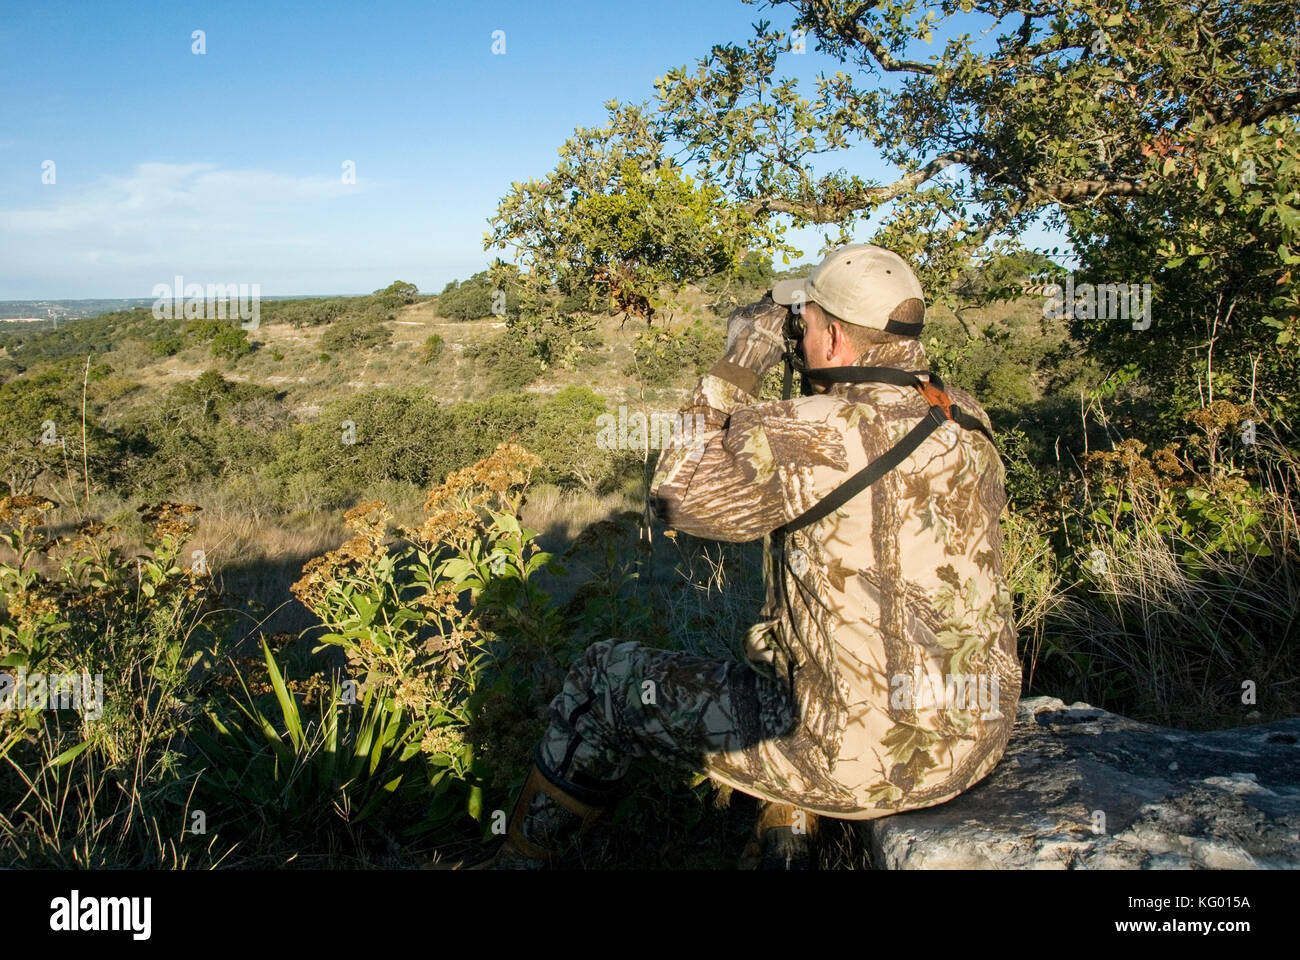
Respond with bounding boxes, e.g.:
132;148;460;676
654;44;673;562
1206;89;1300;127
741;145;1146;223
1036;178;1148;203
742;149;978;219
812;1;939;75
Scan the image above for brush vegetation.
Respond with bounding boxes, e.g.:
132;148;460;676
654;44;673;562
3;0;1297;868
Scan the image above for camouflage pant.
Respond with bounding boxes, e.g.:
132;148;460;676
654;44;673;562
537;638;797;794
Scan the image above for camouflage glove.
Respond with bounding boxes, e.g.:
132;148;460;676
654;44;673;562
722;294;788;377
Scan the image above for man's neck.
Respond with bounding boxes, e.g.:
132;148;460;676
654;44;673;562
854;337;928;370
813;337;929;395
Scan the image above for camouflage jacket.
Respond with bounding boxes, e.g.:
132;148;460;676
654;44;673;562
649;335;1022;819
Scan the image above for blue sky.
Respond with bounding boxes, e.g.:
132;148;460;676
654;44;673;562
0;0;1067;299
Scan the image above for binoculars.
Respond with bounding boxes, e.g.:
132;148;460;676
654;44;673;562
784;307;806;342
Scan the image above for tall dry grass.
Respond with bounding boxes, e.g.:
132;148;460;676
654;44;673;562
1009;423;1300;729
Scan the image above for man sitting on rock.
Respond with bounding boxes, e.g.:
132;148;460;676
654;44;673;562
482;244;1022;868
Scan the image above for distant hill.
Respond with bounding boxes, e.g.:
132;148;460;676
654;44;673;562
0;267;1060;429
0;299;155;324
0;295;360;325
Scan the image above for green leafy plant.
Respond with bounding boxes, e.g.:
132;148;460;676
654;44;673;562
626;321;724;387
190;638;437;842
288;443;567;832
0;498;226;867
420;333;444;364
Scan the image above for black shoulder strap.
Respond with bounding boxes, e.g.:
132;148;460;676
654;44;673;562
775;404;948;536
761;361;993;671
773;367;995;536
950;405;995;445
801;366;929;388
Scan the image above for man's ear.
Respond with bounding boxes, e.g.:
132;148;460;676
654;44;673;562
826;320;843;361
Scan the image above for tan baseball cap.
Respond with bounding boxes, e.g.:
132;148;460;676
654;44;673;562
771;244;926;336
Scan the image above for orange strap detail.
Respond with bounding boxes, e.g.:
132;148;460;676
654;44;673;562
916;380;953;421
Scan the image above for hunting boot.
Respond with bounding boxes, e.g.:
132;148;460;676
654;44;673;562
449;750;620;870
737;800;820;870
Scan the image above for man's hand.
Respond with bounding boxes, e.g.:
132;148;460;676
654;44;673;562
722;294;788;378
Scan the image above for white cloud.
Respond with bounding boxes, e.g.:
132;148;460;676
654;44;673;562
0;161;357;236
0;161;379;296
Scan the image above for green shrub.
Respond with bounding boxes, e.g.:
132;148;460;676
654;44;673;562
420;334;445;364
437;271;520;321
529;385;617;491
286;448;566;831
260;291;403;329
373;281;419;310
210;326;251;360
319;318;392;353
149;336;183;357
0;363;123;496
266;385;627;509
184;317;230;344
1017;407;1300;728
625;320;723;387
0;498;227;867
261;297;349;328
464;332;544;392
118;371;282;495
184;317;253;360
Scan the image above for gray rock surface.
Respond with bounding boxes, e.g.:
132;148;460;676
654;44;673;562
863;696;1300;869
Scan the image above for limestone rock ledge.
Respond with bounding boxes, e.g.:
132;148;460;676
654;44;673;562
863;696;1300;869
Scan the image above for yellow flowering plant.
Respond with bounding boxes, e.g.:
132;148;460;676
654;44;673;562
286;443;565;830
0;496;68;673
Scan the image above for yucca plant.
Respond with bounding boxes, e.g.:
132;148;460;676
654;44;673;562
189;637;460;852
